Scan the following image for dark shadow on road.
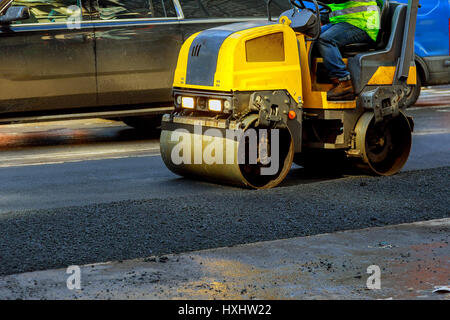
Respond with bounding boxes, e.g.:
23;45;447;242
280;166;349;187
160;165;359;190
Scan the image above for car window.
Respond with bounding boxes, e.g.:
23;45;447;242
97;0;177;19
12;0;86;23
179;0;291;19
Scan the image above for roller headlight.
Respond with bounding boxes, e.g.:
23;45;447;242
208;99;222;112
181;97;195;109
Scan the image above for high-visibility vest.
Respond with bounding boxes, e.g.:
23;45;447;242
329;0;381;41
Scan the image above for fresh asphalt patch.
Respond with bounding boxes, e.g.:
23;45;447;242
0;166;449;276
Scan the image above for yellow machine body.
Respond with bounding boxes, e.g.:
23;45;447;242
173;23;303;103
172;21;355;110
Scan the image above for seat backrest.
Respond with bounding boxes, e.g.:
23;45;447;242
348;2;410;92
375;0;391;49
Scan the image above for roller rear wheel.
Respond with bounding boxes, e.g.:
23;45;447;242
354;112;412;176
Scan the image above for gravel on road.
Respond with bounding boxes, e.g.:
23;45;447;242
0;166;449;276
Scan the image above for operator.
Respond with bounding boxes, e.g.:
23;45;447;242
317;0;382;101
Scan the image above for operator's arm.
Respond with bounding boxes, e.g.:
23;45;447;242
318;0;339;25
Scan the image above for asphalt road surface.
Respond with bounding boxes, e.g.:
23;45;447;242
0;87;449;276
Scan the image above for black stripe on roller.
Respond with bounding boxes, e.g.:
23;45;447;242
186;21;274;87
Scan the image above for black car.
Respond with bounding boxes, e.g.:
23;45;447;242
0;0;291;129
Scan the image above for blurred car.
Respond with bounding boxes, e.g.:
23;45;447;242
398;0;450;106
0;0;291;129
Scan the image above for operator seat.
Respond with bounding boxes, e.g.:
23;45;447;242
340;0;391;57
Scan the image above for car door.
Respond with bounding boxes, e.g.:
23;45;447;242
410;0;450;84
0;0;97;115
92;0;182;107
178;0;292;40
408;0;448;57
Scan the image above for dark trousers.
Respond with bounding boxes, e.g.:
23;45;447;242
317;22;373;80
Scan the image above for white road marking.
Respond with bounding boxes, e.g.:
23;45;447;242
413;129;450;136
0;147;161;168
0;153;162;168
1;148;158;161
408;105;450;111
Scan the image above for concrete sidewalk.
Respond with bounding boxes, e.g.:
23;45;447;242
0;218;449;300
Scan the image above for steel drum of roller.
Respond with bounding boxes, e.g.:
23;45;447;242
160;115;294;189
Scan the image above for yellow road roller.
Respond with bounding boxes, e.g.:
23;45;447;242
160;0;419;189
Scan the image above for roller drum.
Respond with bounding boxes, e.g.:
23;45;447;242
160;117;294;189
